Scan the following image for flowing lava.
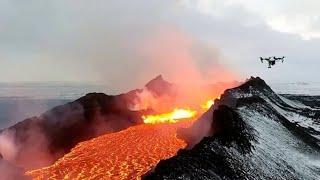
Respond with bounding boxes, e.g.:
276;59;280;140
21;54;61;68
142;108;197;124
26;100;214;179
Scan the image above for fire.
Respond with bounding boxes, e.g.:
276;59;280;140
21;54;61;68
201;99;214;109
142;108;197;124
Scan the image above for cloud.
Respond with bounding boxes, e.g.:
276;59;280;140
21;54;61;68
0;0;320;91
186;0;320;39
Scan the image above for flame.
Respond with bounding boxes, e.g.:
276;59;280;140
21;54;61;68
201;99;214;109
142;108;197;124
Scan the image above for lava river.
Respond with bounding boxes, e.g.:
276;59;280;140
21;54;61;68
26;121;193;179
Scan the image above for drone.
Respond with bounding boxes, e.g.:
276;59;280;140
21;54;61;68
260;56;285;68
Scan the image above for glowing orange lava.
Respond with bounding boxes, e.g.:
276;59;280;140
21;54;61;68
201;99;214;110
26;121;193;180
142;108;197;124
26;98;215;179
142;99;214;124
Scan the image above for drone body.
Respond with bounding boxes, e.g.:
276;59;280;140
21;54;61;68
260;56;285;68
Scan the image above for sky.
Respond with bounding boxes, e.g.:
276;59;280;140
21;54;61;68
0;0;319;92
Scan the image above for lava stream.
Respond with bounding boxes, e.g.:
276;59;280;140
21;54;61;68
26;121;193;179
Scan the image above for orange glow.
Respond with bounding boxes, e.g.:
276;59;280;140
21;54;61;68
26;122;193;180
142;108;197;124
26;97;224;179
201;99;214;110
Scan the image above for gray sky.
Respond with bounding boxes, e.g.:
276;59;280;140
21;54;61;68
0;0;319;92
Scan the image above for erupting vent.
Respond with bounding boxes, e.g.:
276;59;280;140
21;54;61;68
142;99;214;124
142;108;197;124
26;121;193;179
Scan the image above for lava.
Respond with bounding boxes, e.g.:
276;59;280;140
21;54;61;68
142;99;214;124
142;108;197;124
26;121;193;179
26;97;215;179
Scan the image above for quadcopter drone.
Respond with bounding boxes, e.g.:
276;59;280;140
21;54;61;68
260;56;285;68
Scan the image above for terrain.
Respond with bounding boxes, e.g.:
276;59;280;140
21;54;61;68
145;77;320;180
2;76;320;179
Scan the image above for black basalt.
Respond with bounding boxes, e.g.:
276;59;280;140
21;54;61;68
143;105;255;180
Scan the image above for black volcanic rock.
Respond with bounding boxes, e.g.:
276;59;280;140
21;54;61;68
144;105;255;180
282;94;320;109
0;76;172;170
144;77;320;180
4;92;148;169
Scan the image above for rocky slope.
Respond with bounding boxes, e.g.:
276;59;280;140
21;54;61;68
144;77;320;180
0;75;174;170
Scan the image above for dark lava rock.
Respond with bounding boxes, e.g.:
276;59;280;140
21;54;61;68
0;75;174;170
143;105;255;180
144;77;320;180
282;94;320;109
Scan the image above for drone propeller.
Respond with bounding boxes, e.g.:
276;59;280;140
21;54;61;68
259;57;264;63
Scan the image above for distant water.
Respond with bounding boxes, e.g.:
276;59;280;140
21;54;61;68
2;81;319;129
271;82;320;95
0;82;106;129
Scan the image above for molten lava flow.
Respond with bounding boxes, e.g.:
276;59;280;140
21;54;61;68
26;121;193;180
26;98;216;179
142;108;197;124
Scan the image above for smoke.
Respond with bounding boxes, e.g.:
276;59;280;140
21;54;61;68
121;25;238;113
0;130;17;161
0;124;55;171
0;129;30;179
0;0;242;93
0;159;28;180
128;87;174;112
177;104;216;148
137;26;237;86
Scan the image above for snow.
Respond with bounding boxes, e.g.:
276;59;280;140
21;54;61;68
239;108;320;179
278;95;311;109
265;98;320;133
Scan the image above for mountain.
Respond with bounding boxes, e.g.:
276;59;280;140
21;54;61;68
0;75;173;170
145;75;175;97
144;77;320;180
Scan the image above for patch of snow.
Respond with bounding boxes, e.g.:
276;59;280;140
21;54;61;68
278;95;311;109
239;108;320;179
265;98;320;135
